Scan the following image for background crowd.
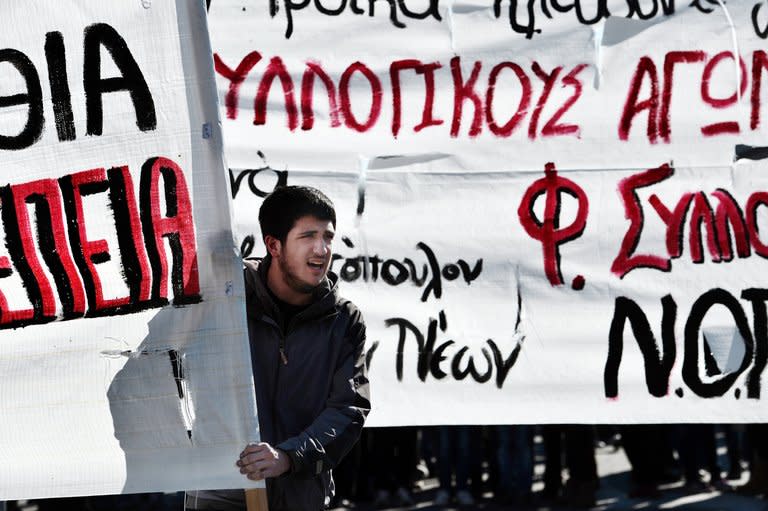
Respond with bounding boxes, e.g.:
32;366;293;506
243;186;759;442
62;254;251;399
329;423;768;509
6;423;768;510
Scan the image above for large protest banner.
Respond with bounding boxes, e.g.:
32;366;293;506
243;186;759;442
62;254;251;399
209;0;768;425
0;1;259;500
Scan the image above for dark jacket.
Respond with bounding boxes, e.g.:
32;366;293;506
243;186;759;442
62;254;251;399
186;257;369;511
245;257;370;510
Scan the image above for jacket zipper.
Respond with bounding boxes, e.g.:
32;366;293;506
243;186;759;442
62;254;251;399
280;314;299;365
279;339;288;365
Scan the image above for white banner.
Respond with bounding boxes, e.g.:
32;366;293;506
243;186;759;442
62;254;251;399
0;1;258;500
209;0;768;425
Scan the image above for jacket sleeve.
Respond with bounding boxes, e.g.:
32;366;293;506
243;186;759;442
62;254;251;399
275;306;371;476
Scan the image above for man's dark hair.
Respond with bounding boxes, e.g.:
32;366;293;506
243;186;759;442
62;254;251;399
259;186;336;242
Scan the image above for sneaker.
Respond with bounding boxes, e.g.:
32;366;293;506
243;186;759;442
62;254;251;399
434;489;451;506
395;487;414;506
455;489;475;506
373;489;390;508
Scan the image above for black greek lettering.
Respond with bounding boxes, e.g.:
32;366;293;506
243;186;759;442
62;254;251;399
83;23;157;136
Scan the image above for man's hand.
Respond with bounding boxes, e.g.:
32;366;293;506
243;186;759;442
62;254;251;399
236;442;291;480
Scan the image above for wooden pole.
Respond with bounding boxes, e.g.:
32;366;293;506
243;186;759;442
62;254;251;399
245;488;269;511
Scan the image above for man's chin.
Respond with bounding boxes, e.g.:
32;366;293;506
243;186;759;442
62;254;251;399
304;270;328;286
296;283;319;294
292;276;324;294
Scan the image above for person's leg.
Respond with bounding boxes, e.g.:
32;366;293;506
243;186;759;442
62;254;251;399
393;426;418;486
725;425;744;479
356;427;374;501
392;426;417;505
659;425;682;483
563;426;597;508
508;425;534;503
542;425;563;499
370;427;397;506
467;426;484;498
451;426;477;505
620;425;662;498
453;426;472;492
565;425;598;484
495;426;513;501
701;424;724;484
421;426;439;477
437;426;455;493
675;424;711;492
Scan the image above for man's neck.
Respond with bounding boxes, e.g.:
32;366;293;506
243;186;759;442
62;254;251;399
266;262;313;306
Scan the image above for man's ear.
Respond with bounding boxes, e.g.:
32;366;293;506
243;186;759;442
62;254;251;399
264;235;282;258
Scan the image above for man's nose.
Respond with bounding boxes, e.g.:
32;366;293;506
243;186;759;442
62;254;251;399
313;238;329;255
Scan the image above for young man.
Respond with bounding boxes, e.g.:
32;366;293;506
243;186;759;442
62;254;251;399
187;186;370;510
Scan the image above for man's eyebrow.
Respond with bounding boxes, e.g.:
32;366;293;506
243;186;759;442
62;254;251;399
297;228;335;237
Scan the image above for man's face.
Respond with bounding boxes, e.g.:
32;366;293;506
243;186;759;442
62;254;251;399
270;215;335;295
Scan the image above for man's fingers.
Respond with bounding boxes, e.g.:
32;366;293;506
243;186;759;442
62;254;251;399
239;458;275;475
237;451;270;466
245;466;265;481
238;443;278;468
240;443;269;457
236;442;285;481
